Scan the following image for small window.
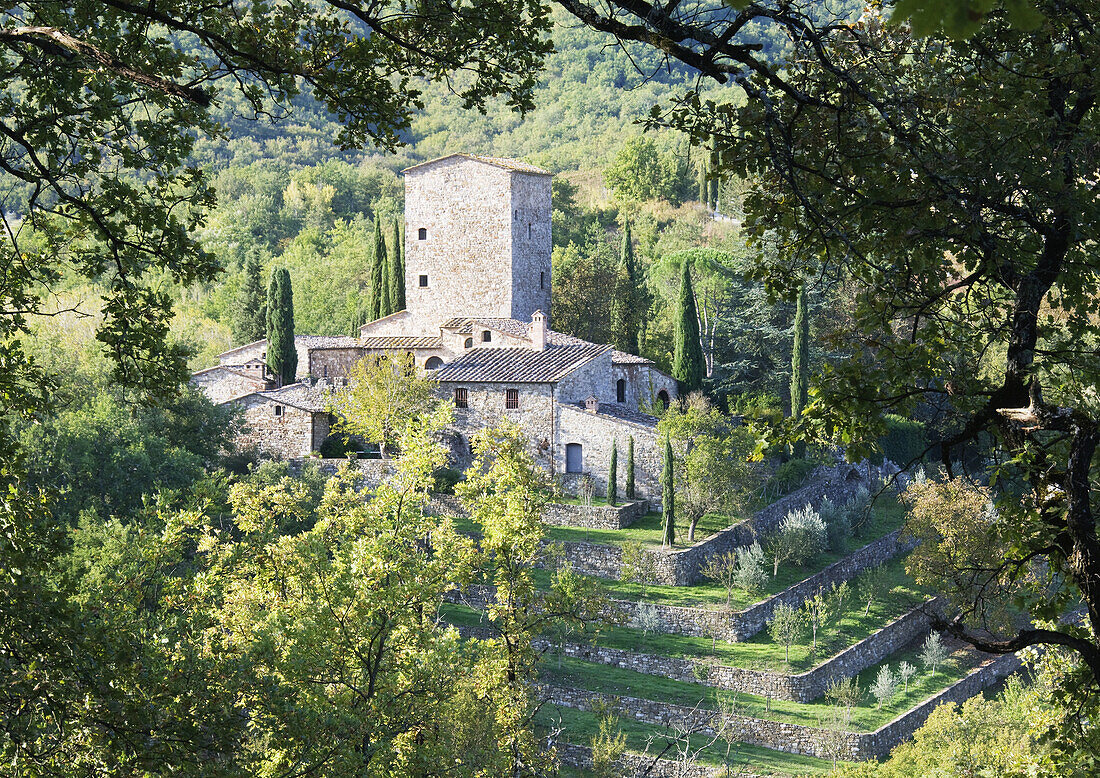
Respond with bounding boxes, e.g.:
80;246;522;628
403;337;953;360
464;337;473;349
514;209;519;220
425;356;444;370
323;366;328;377
274;404;283;417
505;388;519;410
482;330;492;343
454;388;468;409
419;274;429;288
616;378;626;403
565;443;583;474
540;271;545;290
418;227;427;240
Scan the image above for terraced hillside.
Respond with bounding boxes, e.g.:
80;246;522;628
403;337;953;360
436;462;1024;775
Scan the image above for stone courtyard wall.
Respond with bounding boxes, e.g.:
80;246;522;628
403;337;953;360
542;499;649;530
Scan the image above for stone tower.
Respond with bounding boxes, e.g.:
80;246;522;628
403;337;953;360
402;154;552;332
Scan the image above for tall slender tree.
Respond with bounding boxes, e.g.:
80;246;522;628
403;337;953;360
373;217;389;319
608;439;618;506
626;436;636;501
266;267;297;385
672;259;705;393
233;251;267;344
790;284;810;459
612;222;647;354
662;434;675;546
390;219;405;312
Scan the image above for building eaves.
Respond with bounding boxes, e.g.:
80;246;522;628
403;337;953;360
432;344;609;383
402;153;552;176
360;335;443;349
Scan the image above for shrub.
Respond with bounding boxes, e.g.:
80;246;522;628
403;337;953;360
733;542;769;595
876;414;927;468
634;602;662;635
580;474;596;507
318;433;362;458
767;457;817;495
818;496;852;552
843;485;872;535
431;467;463;494
767;504;827;574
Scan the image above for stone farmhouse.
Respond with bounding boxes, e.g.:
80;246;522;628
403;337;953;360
194;153;678;500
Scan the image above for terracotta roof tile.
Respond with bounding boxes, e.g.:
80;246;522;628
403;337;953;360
610;350;654;365
360;335;442;349
432;344;609;383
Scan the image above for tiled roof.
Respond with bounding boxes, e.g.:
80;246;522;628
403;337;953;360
403;153;552;176
470;318;599;349
216;338;265;359
610;350;654;365
360;335;442;349
441;318;474;333
295;335;362;349
255;383;330;413
432;344;609;383
566;400;660;429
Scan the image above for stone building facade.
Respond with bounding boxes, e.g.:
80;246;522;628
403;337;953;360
192;153;678;497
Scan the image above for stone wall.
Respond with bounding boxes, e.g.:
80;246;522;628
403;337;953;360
542;500;650;530
404;156;550;334
233;395;319;459
552;742;720;778
650;461;901;586
447;381;555;470
542;649;1023;761
308;347;367;380
472;600;937;704
556;401;664;504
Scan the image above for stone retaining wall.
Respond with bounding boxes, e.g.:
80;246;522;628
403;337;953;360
552;741;720;777
650;461;901;586
542;649;1023;761
457;600;936;703
449;528;913;645
542;499;650;530
615;528;914;643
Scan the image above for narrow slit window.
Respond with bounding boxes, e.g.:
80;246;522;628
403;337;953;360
454;388;468;409
505;389;519;410
540;271;545;290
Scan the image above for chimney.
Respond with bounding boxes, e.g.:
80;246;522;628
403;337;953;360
585;395;599;414
531;309;547;351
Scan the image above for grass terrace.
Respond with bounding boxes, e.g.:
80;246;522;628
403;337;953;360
444;555;931;673
536;706;837;776
538;641;979;731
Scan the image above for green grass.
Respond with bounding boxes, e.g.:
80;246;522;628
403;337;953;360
535;705;837;776
588;557;928;671
443;556;930;673
529;499;909;611
539;639;979;732
544;508;751;547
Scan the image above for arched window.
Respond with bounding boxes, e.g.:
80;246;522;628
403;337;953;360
616;378;626;403
425;356;444;370
418;227;427;240
565;443;583;474
657;390;670;411
481;330;492;343
464;337;473;349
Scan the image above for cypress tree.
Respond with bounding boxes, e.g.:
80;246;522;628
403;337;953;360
662;434;675;547
373;217;389;319
626;436;636;500
390;219;405;312
617;222;647;355
790;283;810;459
266;267;296;385
608;438;618;506
233;250;267;344
672;259;705;393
